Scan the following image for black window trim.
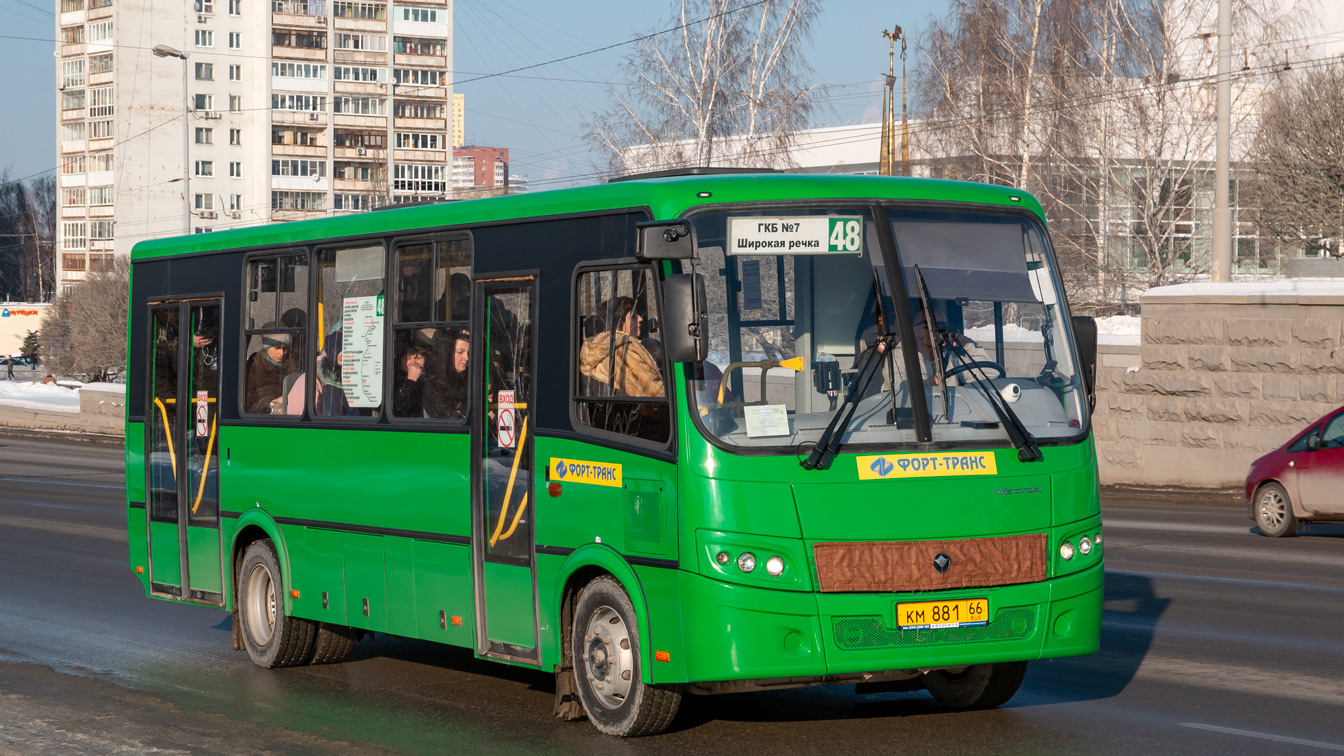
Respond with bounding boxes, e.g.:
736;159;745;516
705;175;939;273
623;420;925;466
308;238;390;424
238;247;311;420
568;258;675;452
386;229;475;426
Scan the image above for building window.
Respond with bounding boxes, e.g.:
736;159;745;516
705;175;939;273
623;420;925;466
393;100;444;119
90;220;114;240
194;93;214;111
195;127;214;144
60;122;86;142
333;65;383;82
273;30;326;48
195;62;214;80
271;93;326;112
334;193;388;211
335;33;386;51
230;128;242;145
229;0;241;14
63;254;87;272
61;59;86;89
88;152;113;172
392;163;445;193
271;159;326;177
230;194;241;211
60;0;84;12
272;61;327;79
194;193;215;210
60;89;86;111
194;0;214;13
273;127;324;146
229;32;241;49
62;222;87;250
89;253;115;272
270;190;326;211
393;68;441;87
333;1;385;20
88;20;114;43
229;94;241;112
334;161;382;181
333;96;386;116
60;25;85;44
89;186;114;205
89;119;113;139
393;37;445;56
61;155;86;175
334;129;385;148
88;86;113;117
195;29;214;47
230;161;242;177
400;7;439;22
60;188;86;206
88;53;113;74
195;160;214;177
194;227;214;234
229;64;242;81
395;132;443;150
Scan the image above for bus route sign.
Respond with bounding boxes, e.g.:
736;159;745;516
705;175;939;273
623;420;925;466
728;216;864;255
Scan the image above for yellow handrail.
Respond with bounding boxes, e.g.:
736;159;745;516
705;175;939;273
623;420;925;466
153;397;177;480
488;416;529;548
191;414;218;515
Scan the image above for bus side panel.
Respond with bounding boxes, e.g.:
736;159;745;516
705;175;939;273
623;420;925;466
413;540;474;648
126;420;150;592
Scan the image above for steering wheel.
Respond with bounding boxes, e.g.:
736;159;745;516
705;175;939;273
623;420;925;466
944;360;1006;381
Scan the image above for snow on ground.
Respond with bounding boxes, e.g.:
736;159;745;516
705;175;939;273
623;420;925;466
1144;279;1344;299
0;381;81;413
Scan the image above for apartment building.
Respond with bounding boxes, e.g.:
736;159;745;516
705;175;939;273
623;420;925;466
54;0;453;292
451;144;506;196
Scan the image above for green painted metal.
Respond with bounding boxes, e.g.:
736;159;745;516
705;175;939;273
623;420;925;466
186;525;222;594
148;521;181;588
126;174;1100;695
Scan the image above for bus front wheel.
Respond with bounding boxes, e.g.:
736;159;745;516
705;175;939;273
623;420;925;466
571;575;681;737
237;539;316;668
923;662;1027;710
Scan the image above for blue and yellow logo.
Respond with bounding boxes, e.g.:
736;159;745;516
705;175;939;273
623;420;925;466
857;451;997;480
549;457;622;487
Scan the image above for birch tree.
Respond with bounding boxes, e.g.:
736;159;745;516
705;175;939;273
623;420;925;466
586;0;822;175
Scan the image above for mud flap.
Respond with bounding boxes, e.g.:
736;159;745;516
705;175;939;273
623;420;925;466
231;607;243;651
553;666;585;721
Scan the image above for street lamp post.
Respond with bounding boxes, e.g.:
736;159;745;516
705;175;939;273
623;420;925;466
153;45;191;235
880;26;910;177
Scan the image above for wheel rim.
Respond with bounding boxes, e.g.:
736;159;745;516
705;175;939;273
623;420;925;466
244;563;276;646
581;605;634;709
1259;490;1287;530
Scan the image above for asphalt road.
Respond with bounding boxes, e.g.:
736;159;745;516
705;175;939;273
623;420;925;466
2;433;1343;755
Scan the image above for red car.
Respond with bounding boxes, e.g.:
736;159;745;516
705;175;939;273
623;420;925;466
1246;406;1344;536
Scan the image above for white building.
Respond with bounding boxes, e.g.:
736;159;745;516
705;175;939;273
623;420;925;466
53;0;453;293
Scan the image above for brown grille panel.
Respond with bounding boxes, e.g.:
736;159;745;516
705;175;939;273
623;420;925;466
812;533;1047;593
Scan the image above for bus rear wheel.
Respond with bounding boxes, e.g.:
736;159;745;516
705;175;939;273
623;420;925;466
571;576;681;737
238;539;315;668
923;662;1027;710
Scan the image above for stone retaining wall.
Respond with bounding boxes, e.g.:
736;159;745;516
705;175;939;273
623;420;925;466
0;385;124;436
1092;286;1344;488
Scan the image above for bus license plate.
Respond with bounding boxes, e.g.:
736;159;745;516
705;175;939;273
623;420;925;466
896;598;989;630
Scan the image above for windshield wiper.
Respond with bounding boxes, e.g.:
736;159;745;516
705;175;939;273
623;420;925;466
911;264;1041;462
801;335;893;470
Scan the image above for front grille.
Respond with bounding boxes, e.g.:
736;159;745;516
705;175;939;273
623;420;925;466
832;607;1037;651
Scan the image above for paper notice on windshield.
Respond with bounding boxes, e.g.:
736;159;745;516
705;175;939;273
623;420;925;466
729;216;864;255
744;404;791;438
341;295;385;408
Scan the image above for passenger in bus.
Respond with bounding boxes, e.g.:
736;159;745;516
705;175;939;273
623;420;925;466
579;296;664;398
425;328;470;419
913;302;989;386
393;340;431;417
244;326;294;413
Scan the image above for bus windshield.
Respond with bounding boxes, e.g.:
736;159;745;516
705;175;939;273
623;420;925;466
686;204;1087;452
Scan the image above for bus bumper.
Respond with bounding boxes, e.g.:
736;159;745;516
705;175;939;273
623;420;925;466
674;561;1102;686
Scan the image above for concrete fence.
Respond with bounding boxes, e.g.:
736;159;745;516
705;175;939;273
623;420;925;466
0;384;124;436
1092;283;1344;488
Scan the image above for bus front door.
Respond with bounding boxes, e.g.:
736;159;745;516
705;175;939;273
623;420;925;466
146;299;224;605
470;276;540;664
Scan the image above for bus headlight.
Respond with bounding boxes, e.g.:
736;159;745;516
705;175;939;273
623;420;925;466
1060;541;1075;561
765;556;785;577
737;552;757;573
1078;536;1093;556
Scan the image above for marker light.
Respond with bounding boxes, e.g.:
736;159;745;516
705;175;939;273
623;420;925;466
737;552;757;573
1094;533;1103;545
1078;536;1093;556
1060;541;1075;561
765;556;785;577
716;551;732;566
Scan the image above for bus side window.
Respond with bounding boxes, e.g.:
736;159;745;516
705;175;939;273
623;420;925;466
314;243;386;418
573;267;670;444
391;236;472;421
243;251;308;416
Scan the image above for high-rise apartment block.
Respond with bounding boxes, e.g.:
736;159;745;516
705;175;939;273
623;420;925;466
452;91;463;147
54;0;454;292
451;145;506;197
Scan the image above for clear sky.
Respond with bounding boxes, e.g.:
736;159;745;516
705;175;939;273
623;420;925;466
0;0;944;188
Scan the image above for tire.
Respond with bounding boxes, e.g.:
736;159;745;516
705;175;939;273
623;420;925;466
1254;482;1299;537
571;575;681;737
923;662;1027;710
237;540;316;668
307;622;357;665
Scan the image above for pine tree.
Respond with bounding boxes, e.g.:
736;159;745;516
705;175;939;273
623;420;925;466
20;329;38;360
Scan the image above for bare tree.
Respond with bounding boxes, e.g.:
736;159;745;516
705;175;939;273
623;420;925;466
1248;62;1344;256
586;0;823;175
38;256;129;382
0;170;56;302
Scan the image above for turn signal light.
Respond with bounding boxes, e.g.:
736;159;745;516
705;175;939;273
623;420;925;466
135;566;144;574
655;650;671;662
451;616;462;626
548;481;562;497
291;589;301;599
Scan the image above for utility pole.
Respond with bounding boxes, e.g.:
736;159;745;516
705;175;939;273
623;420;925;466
879;26;909;177
153;45;191;236
899;28;909;177
1211;0;1232;281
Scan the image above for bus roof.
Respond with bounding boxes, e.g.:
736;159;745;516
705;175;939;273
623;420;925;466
129;174;1045;261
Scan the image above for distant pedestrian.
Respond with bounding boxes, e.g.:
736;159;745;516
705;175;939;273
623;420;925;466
5;359;13;380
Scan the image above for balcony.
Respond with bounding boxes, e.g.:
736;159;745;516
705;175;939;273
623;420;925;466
334;113;388;129
393;53;446;68
334;49;388;65
60;43;86;57
335;146;386;160
90;204;114;218
272;143;327;158
89;70;113;86
272;45;328;61
60;206;87;219
60;139;87;154
272;110;328;126
88;3;111;19
392;83;446;100
394;149;447;163
272;208;324;223
333;16;385;32
334;177;384;192
334;80;384;97
393;116;446;131
60;107;86;122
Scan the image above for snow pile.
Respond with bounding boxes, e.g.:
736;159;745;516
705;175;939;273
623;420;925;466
0;380;81;413
1095;315;1141;346
1144;280;1344;299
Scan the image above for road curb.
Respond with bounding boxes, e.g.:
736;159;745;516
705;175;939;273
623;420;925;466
0;426;124;446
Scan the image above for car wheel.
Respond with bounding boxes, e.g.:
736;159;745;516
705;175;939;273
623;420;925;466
923;662;1027;710
1255;482;1298;537
238;539;316;668
571;575;681;737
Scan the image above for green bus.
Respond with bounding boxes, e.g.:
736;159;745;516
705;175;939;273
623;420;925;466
126;171;1102;736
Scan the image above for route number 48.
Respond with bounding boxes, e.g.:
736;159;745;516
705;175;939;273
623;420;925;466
828;218;863;253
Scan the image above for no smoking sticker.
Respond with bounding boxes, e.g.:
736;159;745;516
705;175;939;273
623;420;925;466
498;390;515;448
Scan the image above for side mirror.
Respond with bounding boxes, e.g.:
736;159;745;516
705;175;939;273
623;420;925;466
1307;434;1322;451
637;220;696;260
663;273;708;363
1071;315;1098;414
